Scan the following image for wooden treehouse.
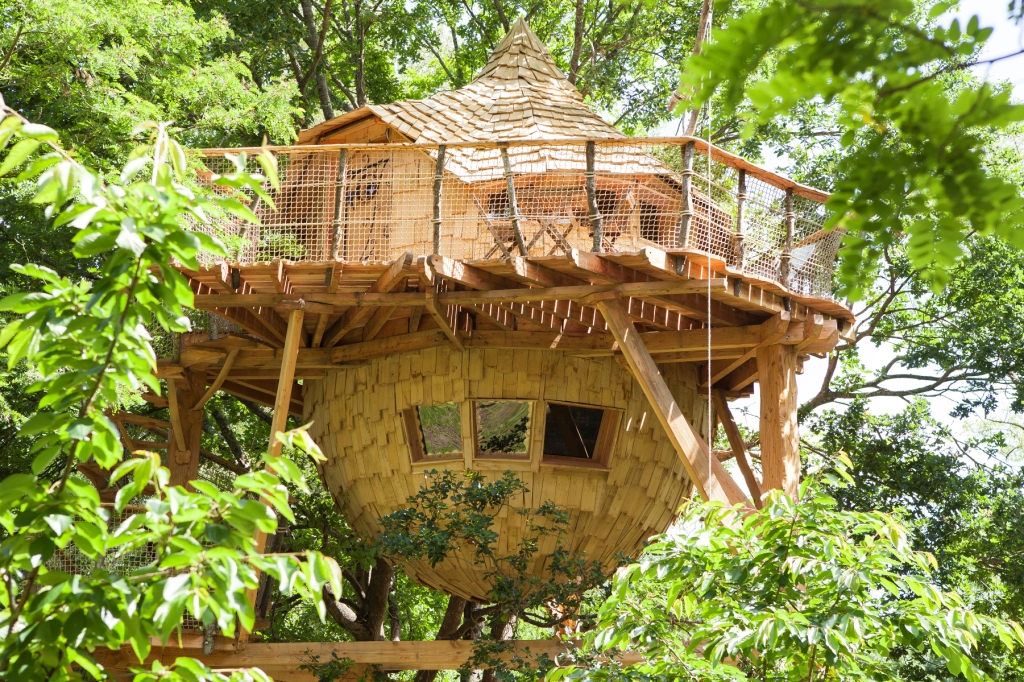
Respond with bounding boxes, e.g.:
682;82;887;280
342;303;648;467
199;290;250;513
86;18;853;678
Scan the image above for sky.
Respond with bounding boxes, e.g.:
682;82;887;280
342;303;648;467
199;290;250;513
720;0;1024;448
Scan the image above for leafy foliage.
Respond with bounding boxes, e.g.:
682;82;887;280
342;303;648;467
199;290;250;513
0;0;301;158
808;401;1024;680
680;0;1024;298
0;102;341;681
380;470;608;630
555;460;1024;682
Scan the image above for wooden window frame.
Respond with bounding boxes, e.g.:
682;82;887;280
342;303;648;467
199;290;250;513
471;399;534;461
402;406;462;464
540;401;622;470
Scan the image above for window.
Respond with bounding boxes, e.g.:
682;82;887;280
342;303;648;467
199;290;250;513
473;400;531;458
405;403;462;462
640;202;661;243
542;402;621;468
487;190;509;219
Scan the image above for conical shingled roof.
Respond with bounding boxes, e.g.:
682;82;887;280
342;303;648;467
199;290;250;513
298;18;624;144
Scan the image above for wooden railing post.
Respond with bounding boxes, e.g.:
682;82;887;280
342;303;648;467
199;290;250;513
499;144;528;256
585;141;603;252
734;169;747;269
432;144;446;255
779;187;795;288
677;141;695;248
330;148;348;261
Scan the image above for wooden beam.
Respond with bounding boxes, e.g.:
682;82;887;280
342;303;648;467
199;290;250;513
595;296;748;506
193;348;239;410
425;296;464;351
564;250;756;327
711;390;762;508
428;255;597;333
332;329;449;363
219;380;301;418
92;639;636;673
465;303;516;331
701;312;792;387
312;263;344;347
269;309;305;458
323;253;414;347
193;279;727;312
166;368;206;488
756;344;799;498
165;379;186;451
724;357;759;391
362;302;399;341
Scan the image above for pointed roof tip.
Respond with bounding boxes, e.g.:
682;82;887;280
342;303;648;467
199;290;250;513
473;16;572;88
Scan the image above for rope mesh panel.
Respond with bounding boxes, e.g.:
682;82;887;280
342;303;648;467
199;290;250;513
194;141;843;298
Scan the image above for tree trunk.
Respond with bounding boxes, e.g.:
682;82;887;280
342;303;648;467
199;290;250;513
568;0;585;85
480;613;517;682
299;0;335;120
413;595;468;682
322;557;393;641
684;0;713;136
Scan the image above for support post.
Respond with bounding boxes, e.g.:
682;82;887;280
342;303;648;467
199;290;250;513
432;145;446;255
239;308;306;648
167;368;206;488
677;141;695;248
330;148;348;261
755;344;799;498
499;145;528;256
779;187;794;289
595;296;748;506
734;169;747;269
269;309;305;457
711;389;762;508
585;141;603;252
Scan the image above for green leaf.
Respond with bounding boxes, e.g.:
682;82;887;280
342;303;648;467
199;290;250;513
0;139;41;176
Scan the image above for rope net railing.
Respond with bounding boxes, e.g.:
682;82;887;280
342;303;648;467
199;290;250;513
193;139;843;299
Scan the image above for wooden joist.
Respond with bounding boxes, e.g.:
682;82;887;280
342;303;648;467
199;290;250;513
167;320;831;382
321;253;414;347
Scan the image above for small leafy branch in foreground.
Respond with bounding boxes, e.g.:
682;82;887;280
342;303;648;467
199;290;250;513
679;0;1024;299
552;457;1024;682
0;100;341;681
380;470;607;632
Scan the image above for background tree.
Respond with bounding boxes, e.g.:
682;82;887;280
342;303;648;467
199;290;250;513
557;462;1024;682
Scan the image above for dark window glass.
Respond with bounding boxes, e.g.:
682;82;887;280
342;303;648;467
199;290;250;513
417;403;462;456
543;404;604;459
475;400;530;456
487;191;509;218
640;202;660;242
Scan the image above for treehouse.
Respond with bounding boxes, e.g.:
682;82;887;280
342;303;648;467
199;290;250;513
86;19;853;668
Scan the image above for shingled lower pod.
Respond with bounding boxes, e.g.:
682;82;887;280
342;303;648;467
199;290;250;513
303;346;709;602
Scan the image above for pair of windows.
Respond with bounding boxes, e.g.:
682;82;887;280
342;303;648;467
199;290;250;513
404;400;617;466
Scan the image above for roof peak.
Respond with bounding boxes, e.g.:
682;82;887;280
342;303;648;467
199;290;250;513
473;18;572;89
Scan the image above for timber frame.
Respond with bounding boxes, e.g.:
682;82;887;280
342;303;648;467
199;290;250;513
157;246;849;506
90;247;848;676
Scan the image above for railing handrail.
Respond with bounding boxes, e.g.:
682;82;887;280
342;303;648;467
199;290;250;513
196;136;830;203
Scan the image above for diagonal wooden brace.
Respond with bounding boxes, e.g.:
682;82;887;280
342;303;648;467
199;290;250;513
595;295;748;506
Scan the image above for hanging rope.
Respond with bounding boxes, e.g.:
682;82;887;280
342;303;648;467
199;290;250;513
704;19;714;482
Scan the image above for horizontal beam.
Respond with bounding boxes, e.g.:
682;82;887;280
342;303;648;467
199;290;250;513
191;280;728;311
169;322;826;379
92;638;643;672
